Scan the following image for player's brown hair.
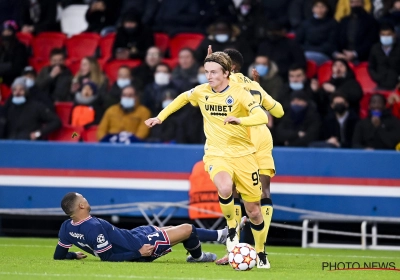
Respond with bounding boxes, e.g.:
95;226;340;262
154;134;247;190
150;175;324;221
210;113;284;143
204;52;232;77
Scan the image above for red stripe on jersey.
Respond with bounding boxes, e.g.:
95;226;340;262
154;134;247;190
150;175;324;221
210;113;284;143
95;244;112;254
151;228;171;257
71;216;92;226
58;241;72;248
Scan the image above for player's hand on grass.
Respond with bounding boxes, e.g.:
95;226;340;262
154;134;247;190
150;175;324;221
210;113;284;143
75;252;87;259
145;118;162;127
207;45;213;56
139;244;155;257
252;68;260;83
224;116;241;125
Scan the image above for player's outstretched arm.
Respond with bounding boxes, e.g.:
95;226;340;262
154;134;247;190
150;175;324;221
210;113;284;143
156;92;191;122
53;244;87;260
239;106;269;126
145;117;162;128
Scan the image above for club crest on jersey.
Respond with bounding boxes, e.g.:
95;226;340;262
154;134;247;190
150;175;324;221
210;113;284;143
226;95;234;105
97;234;106;243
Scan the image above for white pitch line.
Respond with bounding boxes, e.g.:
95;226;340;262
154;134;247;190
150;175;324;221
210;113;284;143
0;272;230;280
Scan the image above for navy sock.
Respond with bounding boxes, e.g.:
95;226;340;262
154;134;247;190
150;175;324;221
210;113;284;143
196;228;218;242
183;225;202;259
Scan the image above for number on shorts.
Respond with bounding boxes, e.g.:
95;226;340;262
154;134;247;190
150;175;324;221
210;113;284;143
147;232;160;241
252;171;259;186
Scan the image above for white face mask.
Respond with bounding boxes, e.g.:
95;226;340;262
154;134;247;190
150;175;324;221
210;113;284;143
380;35;394;46
120;97;135;109
197;73;208;84
154;72;170;86
162;99;173;108
289;82;304;91
215;34;229;43
25;78;35;88
12;96;26;105
117;78;131;88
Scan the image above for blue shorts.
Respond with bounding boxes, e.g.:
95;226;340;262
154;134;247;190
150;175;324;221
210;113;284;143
132;226;172;262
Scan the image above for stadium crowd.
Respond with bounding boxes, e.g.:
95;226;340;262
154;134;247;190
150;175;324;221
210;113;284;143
0;0;400;150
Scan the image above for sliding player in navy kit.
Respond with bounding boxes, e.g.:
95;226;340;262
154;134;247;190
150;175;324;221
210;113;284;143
54;192;227;262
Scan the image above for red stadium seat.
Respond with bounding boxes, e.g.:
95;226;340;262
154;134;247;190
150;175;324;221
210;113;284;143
0;83;11;103
286;33;296;39
169;33;204;58
65;59;81;75
104;60;142;84
38;32;68;41
306;60;317;79
48;125;84;142
65;33;100;60
354;62;377;92
16;32;33;46
82;125;99;142
162;58;179;70
317;61;332;84
29;57;49;73
31;34;66;60
154;33;170;53
99;32;116;61
55;102;73;125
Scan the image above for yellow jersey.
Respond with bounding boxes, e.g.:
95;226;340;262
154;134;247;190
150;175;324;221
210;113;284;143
157;81;268;158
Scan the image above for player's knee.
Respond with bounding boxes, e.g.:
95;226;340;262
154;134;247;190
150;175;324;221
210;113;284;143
245;205;262;221
182;223;194;237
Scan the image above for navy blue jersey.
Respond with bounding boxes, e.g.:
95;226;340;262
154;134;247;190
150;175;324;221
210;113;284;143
55;216;171;262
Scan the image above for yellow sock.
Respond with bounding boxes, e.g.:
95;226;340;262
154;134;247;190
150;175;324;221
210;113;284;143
261;198;273;244
233;198;242;238
218;193;236;228
250;220;266;253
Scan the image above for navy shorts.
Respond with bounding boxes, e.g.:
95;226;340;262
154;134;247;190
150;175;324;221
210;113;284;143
133;226;172;262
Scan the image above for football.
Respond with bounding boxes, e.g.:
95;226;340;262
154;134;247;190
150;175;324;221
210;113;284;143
228;243;257;271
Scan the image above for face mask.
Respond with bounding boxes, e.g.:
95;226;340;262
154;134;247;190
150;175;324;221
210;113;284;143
380;35;394;46
120;97;135;109
255;64;269;76
313;13;321;19
154;72;170;86
25;78;35;88
74;92;97;105
215;34;229;43
370;109;382;117
333;103;347;114
197;73;208;84
240;5;251;15
351;7;364;14
291;104;307;113
12;96;26;105
162;99;173;108
117;78;131;88
290;82;304;91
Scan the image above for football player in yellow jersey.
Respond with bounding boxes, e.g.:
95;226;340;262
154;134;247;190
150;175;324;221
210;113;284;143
145;52;270;268
213;48;284;267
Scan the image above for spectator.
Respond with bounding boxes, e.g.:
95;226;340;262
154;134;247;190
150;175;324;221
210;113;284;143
132;46;162;89
335;0;379;62
277;65;320;110
143;63;180;116
380;0;400;36
233;0;267;50
296;0;338;66
152;0;202;36
320;59;363;115
71;57;108;98
97;84;151;141
21;66;53;110
1;77;61;140
310;93;359;148
195;18;254;70
0;20;28;86
368;22;400;90
275;91;321;147
36;48;73;102
353;93;400;149
196;66;208;85
288;0;338;30
20;0;59;34
71;81;103;127
85;0;121;34
112;13;154;60
335;0;372;22
247;55;283;100
257;21;307;80
172;48;199;90
103;65;134;109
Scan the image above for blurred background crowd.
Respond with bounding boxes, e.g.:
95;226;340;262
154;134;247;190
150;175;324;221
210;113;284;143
0;0;400;150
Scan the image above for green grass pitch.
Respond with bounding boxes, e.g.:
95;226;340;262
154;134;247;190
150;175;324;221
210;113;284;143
0;237;399;280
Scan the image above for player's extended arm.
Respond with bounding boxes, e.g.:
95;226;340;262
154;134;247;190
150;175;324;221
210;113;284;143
253;82;284;118
239;106;269;126
157;92;190;122
53;245;82;260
